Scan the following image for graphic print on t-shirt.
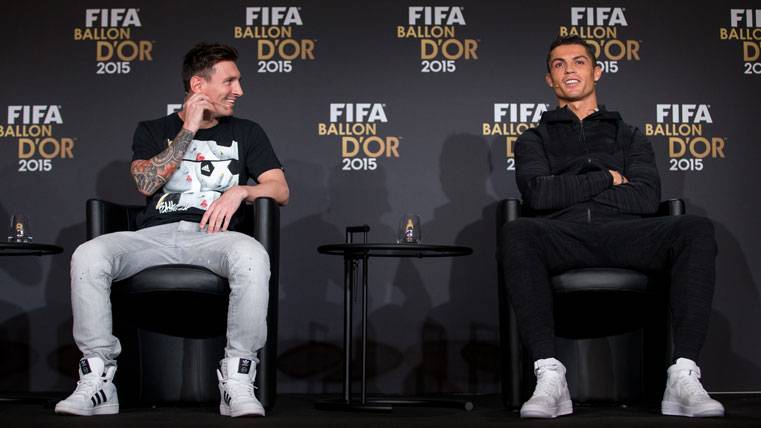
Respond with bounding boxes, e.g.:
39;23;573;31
155;138;240;214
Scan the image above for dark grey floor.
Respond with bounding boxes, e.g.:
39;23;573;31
1;394;760;427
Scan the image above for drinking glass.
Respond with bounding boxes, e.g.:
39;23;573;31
397;213;421;244
8;214;33;243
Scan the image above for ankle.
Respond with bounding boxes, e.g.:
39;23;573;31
669;357;702;378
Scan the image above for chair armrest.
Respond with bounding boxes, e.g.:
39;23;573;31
505;198;522;222
86;199;144;239
252;197;279;260
656;198;685;217
497;198;523;229
250;196;280;410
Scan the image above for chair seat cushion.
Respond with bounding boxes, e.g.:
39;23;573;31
112;264;230;337
114;264;229;295
552;268;648;294
551;268;652;338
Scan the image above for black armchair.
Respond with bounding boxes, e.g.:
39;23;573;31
86;197;279;409
497;198;681;408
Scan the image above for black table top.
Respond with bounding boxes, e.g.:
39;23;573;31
317;243;472;258
0;242;63;256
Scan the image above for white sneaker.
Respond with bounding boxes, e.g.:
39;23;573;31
520;357;573;418
217;357;265;417
55;357;119;416
661;358;724;417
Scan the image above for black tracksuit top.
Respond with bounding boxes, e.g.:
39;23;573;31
514;106;661;223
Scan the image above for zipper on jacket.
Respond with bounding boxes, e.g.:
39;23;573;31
578;119;590;157
587;207;591;223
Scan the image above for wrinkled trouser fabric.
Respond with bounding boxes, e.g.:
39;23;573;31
70;221;270;367
500;214;717;362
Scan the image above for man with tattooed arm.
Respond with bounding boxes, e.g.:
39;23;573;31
55;43;288;418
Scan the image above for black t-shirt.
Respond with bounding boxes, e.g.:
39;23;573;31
131;113;281;230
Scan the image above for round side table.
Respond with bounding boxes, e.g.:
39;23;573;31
316;242;473;412
0;242;63;256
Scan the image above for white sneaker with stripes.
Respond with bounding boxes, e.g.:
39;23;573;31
55;357;119;416
217;357;265;417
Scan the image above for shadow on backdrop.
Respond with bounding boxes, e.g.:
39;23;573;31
414;133;499;394
323;165;407;394
277;160;345;393
0;173;45;391
41;160;143;390
668;170;761;390
278;161;405;394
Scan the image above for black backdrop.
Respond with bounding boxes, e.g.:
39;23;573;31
1;0;760;394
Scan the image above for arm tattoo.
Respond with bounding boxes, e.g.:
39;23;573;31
131;128;195;195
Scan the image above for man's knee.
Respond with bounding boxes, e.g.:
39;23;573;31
674;215;717;252
70;237;121;292
500;218;545;256
225;235;270;271
71;238;113;272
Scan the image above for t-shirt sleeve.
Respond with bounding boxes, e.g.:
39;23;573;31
245;122;282;182
131;121;165;162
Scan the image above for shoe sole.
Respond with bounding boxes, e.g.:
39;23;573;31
219;404;265;417
520;400;573;418
661;401;725;417
55;403;119;416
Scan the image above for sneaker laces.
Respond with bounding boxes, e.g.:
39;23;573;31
534;366;563;397
226;379;255;399
72;375;102;399
676;369;709;397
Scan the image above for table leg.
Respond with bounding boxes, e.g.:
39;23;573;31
343;255;353;404
315;246;474;413
361;254;368;405
316;255;390;412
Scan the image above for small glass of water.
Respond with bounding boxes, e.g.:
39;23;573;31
8;214;33;243
397;213;421;244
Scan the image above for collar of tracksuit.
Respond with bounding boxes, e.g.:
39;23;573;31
539;105;622;124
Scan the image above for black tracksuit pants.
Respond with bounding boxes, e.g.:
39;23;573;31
500;214;717;362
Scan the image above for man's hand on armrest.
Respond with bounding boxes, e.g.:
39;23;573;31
199;186;248;233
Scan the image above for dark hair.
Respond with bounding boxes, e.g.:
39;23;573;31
182;43;239;92
546;35;597;72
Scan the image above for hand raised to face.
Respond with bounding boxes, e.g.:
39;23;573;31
181;92;215;133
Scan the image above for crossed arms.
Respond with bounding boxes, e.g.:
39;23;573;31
515;126;661;214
